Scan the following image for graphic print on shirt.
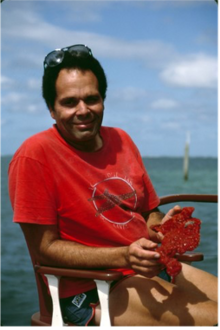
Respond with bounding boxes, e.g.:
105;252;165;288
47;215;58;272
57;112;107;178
88;176;137;226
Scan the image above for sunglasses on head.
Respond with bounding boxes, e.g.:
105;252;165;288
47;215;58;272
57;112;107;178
43;44;93;69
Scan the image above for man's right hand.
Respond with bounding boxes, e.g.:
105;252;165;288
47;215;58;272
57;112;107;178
125;238;163;278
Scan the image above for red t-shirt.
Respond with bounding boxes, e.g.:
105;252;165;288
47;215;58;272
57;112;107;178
8;125;160;297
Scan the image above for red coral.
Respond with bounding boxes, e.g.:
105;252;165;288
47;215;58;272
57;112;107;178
151;207;201;280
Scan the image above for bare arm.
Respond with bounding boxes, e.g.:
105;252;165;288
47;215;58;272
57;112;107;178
19;206;181;277
20;223;128;269
20;222;162;278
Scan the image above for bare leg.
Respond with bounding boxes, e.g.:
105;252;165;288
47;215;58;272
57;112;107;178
94;264;217;326
175;263;217;302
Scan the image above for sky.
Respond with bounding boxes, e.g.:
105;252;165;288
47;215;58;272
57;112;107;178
1;0;218;157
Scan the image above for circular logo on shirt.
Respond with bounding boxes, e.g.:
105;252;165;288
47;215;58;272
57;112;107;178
88;176;137;225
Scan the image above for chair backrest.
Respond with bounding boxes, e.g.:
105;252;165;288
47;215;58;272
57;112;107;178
25;239;52;324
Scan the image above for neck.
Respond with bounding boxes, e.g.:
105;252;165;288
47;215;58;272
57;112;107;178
69;136;103;153
56;126;103;152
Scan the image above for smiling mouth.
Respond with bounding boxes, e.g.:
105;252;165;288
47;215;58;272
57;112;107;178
75;120;94;125
72;120;96;130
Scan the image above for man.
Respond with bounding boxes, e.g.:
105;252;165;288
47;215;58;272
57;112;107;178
8;44;217;326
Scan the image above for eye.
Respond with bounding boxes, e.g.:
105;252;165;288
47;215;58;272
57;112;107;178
85;95;101;105
61;98;78;107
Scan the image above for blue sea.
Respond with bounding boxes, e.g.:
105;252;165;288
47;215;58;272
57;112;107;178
1;155;218;326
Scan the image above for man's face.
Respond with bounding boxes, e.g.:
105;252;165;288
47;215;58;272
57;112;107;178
50;68;104;152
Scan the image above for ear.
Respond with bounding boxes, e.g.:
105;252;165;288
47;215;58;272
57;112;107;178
102;103;105;111
49;107;56;120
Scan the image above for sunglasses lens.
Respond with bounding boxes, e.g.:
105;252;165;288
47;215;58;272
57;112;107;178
45;50;64;67
44;45;93;69
68;45;92;57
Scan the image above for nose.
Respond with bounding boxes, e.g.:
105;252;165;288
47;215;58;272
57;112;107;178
76;100;90;116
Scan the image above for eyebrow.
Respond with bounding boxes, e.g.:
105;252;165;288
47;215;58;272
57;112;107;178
60;93;101;103
61;92;101;101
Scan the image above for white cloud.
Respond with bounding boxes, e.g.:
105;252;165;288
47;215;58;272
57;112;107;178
2;1;216;65
109;87;149;102
26;104;38;113
1;4;176;66
160;54;217;88
151;98;179;110
27;78;41;90
1;76;15;89
2;91;44;114
1;76;13;84
161;122;181;130
2;92;27;105
3;1;215;82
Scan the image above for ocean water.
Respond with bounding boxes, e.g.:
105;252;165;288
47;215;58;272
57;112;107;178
1;155;218;326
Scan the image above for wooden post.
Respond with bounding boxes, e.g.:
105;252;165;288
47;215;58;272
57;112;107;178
183;132;190;181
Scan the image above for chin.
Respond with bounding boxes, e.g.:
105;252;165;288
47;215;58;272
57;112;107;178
68;130;97;143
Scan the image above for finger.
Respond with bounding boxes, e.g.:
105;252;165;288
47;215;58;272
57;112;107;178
129;242;160;259
132;264;164;278
138;238;158;250
133;248;160;261
173;205;182;213
156;232;164;242
139;258;162;267
130;253;160;267
162;205;182;223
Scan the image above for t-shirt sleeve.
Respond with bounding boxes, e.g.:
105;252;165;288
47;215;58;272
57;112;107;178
8;156;57;224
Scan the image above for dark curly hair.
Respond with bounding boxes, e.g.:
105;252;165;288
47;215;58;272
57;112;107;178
42;52;108;110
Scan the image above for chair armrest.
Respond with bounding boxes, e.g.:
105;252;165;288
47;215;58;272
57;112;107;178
159;194;218;205
35;252;204;280
35;265;124;282
35;265;124;327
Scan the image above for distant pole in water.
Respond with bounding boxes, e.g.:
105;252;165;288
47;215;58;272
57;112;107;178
183;132;190;181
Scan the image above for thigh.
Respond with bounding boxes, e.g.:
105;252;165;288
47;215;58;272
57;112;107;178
109;274;176;326
94;275;167;326
108;272;217;326
175;262;217;302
